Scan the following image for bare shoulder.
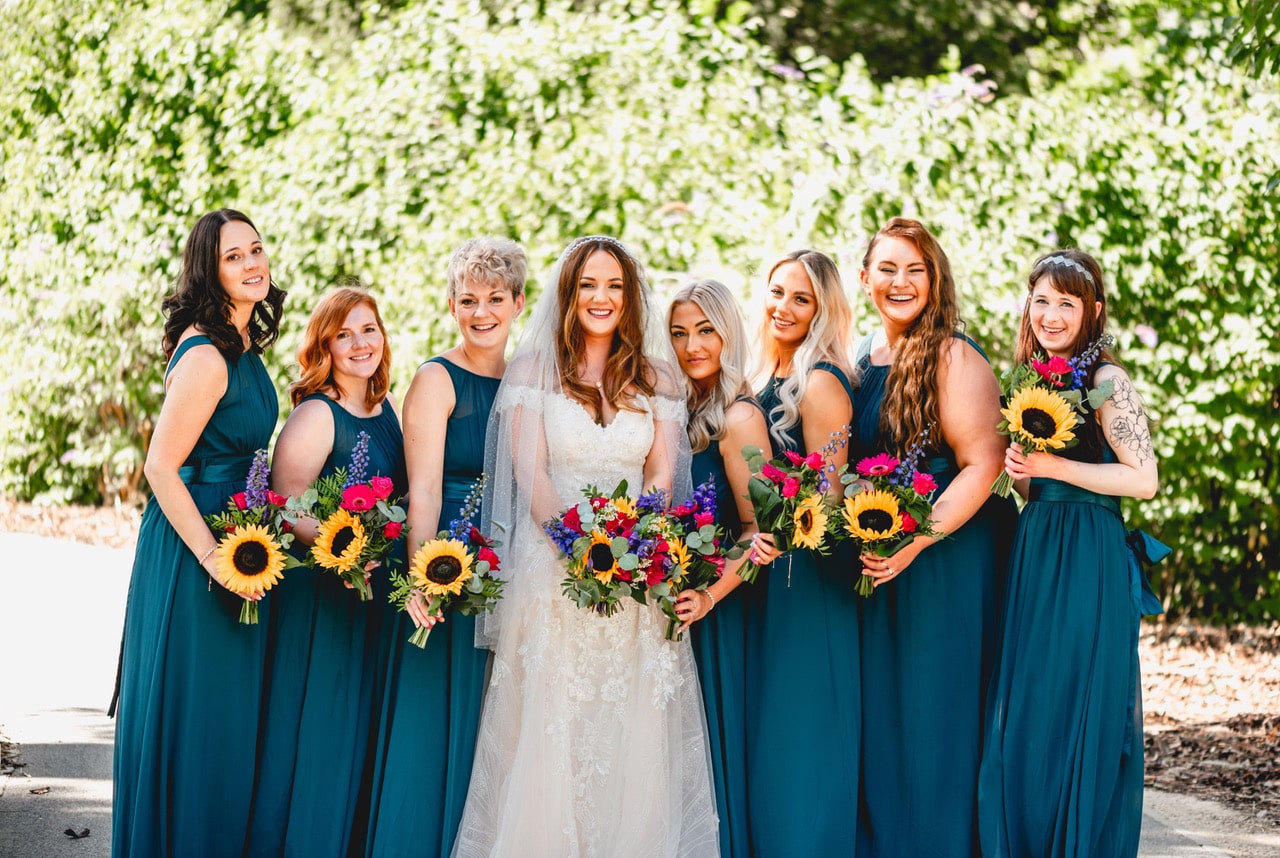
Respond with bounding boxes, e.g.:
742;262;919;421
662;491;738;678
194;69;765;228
406;359;457;406
281;397;335;436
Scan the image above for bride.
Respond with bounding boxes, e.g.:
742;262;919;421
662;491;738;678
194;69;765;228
453;236;719;857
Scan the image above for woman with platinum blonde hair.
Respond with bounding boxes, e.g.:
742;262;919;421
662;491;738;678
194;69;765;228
744;249;862;854
453;236;718;857
667;278;774;858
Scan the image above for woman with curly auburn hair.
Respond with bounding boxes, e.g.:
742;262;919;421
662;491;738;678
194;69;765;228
851;217;1015;857
111;210;284;857
363;236;527;857
244;282;404;857
742;249;863;854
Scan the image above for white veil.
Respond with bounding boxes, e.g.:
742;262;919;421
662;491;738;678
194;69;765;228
475;236;693;649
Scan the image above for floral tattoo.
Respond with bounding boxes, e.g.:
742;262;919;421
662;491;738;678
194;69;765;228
1105;376;1153;467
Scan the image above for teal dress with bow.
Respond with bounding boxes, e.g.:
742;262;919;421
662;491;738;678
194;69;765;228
111;336;278;858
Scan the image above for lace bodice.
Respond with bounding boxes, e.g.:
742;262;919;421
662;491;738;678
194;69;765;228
546;393;654;501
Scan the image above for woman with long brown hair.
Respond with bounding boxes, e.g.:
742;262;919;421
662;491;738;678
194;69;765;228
852;217;1015;856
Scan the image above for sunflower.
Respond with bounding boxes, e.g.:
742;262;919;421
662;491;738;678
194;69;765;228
214;524;287;595
1002;386;1077;452
668;538;691;584
842;490;903;542
410;538;474;597
586;530;619;583
611;496;637;519
313;508;369;573
791;495;828;551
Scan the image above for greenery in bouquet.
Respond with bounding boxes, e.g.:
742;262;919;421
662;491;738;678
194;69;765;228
203;449;303;624
291;431;407;600
388;475;505;648
736;446;840;583
991;334;1116;497
654;478;744;640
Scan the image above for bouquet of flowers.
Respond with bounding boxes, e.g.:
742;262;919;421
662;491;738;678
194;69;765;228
735;446;839;583
388;476;505;648
543;480;676;622
203;449;303;624
293;431;407;600
838;436;944;597
990;334;1116;497
652;479;743;640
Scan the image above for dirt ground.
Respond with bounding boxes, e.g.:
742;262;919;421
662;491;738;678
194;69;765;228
3;498;1278;828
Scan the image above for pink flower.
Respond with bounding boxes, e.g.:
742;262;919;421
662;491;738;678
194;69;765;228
781;477;800;498
1135;324;1158;347
783;450;804;466
341;484;376;512
478;546;500;571
900;511;918;534
232;492;248;510
562;506;582;533
694;511;714;527
1032;356;1071;387
669;504;693;517
265;490;288;507
761;463;787;485
369;475;394;500
856;453;899;478
912;472;938;496
803;452;825;471
383;521;403;539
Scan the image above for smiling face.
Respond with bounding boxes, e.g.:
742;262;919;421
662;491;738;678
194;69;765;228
451;279;524;351
860;234;930;335
575;249;626;341
1027;277;1102;359
217;220;270;311
763;261;817;351
328;302;385;393
669;300;723;390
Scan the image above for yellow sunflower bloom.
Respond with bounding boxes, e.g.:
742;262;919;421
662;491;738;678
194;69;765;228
791;495;828;551
611;497;637;519
842;490;903;542
1001;386;1077;452
668;538;691;584
410;538;474;597
586;530;619;583
313;508;369;573
214;524;287;596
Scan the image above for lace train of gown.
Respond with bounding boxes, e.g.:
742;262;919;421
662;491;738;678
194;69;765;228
453;393;719;858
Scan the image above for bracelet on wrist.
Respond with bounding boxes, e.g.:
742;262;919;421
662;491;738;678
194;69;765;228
705;590;716;611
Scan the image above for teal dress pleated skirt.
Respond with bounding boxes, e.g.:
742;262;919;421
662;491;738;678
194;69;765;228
244;395;406;857
364;356;496;857
977;469;1152;857
743;364;861;856
853;346;1016;858
111;336;279;858
690;432;751;858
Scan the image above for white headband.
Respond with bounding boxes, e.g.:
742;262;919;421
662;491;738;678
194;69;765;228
1036;254;1096;286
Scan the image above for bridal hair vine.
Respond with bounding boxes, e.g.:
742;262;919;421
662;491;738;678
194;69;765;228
1035;254;1095;286
562;234;633;260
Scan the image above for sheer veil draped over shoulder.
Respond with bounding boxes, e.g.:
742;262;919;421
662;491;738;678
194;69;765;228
456;237;715;858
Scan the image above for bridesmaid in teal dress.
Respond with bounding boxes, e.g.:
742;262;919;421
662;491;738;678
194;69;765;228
742;250;862;855
978;250;1162;858
667;279;773;858
111;210;285;858
364;237;527;856
244;284;404;856
852;217;1014;857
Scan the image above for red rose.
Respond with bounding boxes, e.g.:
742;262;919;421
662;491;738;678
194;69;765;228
369;475;394;500
803;451;825;471
232;492;248;510
224;524;236;533
563;506;583;533
281;520;293;533
781;477;800;498
761;463;786;485
900;511;918;534
646;566;667;586
783;450;804;466
478;546;500;571
341;484;376;512
670;505;693;517
694;512;714;527
912;472;938;496
383;521;403;539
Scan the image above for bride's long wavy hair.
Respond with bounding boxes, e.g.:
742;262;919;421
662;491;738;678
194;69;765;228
862;217;963;453
668;279;754;454
554;237;655;422
754;249;855;451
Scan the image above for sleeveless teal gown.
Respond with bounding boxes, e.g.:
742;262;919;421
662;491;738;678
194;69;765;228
744;363;861;855
364;356;497;857
688;398;760;858
977;439;1159;857
852;339;1017;858
244;394;405;857
111;336;278;858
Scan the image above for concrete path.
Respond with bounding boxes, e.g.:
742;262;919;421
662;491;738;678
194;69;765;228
2;530;1278;857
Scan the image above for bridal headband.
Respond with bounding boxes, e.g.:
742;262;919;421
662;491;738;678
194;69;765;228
1035;254;1095;286
561;234;634;260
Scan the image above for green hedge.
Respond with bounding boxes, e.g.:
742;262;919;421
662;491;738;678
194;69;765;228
1;0;1277;621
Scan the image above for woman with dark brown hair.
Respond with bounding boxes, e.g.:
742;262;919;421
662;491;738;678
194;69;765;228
852;217;1015;856
111;209;284;857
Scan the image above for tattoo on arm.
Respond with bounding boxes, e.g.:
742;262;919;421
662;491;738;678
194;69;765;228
1105;377;1153;467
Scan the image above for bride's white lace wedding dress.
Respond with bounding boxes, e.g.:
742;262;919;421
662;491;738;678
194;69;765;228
453;390;719;858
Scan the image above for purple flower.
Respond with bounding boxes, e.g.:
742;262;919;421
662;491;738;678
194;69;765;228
245;449;270;514
344;431;371;488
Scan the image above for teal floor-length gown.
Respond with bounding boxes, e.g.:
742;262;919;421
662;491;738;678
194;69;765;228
364;356;496;857
852;340;1017;858
244;394;405;857
111;335;278;858
689;399;760;858
743;363;861;856
977;442;1158;858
